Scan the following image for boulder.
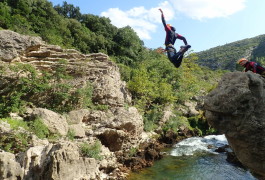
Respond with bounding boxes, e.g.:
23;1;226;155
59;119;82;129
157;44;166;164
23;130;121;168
68;124;86;138
84;107;144;152
16;141;103;180
67;109;90;124
0;151;24;180
41;142;101;180
30;108;69;136
204;71;265;177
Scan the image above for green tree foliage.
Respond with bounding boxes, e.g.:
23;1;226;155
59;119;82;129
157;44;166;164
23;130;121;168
0;0;146;58
197;35;265;71
0;0;227;135
0;2;11;28
124;48;225;132
114;26;144;61
54;1;81;20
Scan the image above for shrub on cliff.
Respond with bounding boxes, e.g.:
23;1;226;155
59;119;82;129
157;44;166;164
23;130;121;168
80;141;103;160
0;62;94;117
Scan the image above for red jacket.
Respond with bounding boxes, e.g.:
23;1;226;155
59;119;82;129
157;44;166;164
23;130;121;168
244;61;265;74
161;14;187;46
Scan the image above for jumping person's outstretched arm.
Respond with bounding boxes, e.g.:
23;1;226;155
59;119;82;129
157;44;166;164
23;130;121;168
159;9;167;28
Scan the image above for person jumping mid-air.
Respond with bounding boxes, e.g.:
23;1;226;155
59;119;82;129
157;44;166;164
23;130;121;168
159;8;191;68
237;58;265;77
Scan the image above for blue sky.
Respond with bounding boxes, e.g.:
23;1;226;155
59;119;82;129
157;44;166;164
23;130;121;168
49;0;265;52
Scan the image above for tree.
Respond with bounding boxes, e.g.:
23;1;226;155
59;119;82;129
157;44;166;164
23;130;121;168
0;2;11;28
113;26;144;62
54;1;81;20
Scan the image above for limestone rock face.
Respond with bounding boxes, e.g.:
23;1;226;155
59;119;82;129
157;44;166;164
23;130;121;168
204;71;265;177
0;30;131;108
15;141;104;180
0;30;43;61
84;107;144;152
40;142;101;180
0;30;153;179
0;151;24;180
30;108;69;136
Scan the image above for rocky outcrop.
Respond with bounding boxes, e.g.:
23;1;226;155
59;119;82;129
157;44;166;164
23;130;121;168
0;30;43;61
0;29;200;180
84;107;144;152
0;151;24;180
29;108;69;136
0;30;156;180
204;71;265;177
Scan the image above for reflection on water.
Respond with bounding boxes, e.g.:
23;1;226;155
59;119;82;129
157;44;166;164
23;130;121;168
128;135;256;180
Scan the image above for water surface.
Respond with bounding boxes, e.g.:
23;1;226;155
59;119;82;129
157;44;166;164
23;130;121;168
128;135;256;180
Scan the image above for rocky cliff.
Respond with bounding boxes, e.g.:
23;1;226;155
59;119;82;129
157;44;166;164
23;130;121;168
0;30;199;180
0;30;150;180
204;71;265;178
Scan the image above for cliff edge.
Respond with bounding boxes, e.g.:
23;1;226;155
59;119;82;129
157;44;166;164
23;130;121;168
204;71;265;177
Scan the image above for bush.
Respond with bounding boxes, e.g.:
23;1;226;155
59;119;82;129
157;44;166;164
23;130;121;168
0;118;28;130
162;115;190;133
0;132;31;153
27;118;50;139
143;105;163;132
80;140;103;160
0;63;95;117
188;112;210;135
67;128;75;141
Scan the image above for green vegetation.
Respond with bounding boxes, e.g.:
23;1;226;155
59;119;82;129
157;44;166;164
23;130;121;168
67;128;75;141
80;140;103;160
0;62;94;117
188;112;212;135
197;35;265;71
162;115;190;133
27;118;50;139
128;147;138;157
0;117;28;130
0;132;31;153
125;52;224;132
0;0;227;139
0;0;145;60
0;117;61;152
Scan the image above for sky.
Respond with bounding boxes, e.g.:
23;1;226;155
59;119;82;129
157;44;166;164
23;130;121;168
49;0;265;52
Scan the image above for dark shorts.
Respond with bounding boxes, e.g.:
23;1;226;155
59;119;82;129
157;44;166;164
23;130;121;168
166;46;183;68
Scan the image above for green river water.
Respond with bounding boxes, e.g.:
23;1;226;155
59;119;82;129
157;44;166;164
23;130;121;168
128;135;257;180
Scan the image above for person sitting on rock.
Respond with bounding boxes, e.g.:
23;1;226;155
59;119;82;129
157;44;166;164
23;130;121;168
159;8;191;68
237;58;265;77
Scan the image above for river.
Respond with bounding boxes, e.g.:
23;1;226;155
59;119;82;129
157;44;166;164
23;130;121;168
128;135;257;180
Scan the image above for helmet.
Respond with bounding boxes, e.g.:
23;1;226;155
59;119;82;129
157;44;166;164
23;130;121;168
166;24;176;31
237;58;248;65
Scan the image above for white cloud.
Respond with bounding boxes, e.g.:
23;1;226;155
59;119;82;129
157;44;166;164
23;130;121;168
169;0;246;20
100;1;174;40
100;0;246;40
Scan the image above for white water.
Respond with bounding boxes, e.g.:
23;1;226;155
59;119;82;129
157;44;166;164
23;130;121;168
171;134;228;156
129;134;256;180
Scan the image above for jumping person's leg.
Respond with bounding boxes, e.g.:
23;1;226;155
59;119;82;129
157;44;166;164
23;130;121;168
166;46;176;62
166;45;190;68
172;54;183;68
172;45;191;68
